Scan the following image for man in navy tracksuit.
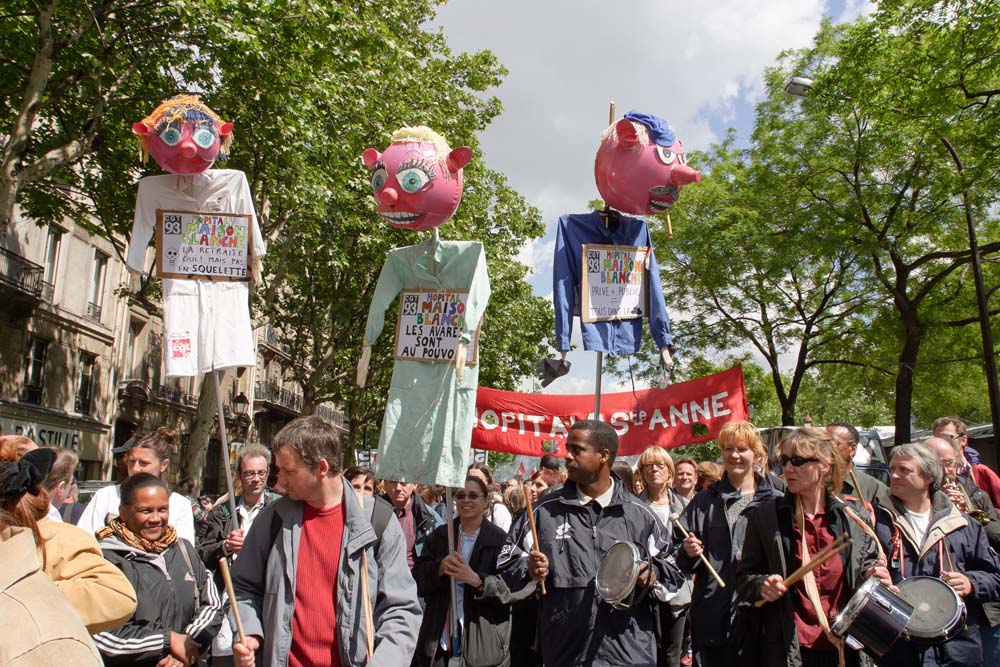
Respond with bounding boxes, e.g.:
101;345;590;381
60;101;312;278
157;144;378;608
498;420;683;667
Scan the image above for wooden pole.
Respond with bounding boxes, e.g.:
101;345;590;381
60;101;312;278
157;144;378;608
218;558;246;643
445;486;460;654
212;371;239;523
595;101;616;419
523;486;547;596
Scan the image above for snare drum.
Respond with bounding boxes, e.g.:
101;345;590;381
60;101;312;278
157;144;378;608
831;578;913;657
897;576;967;644
596;541;648;610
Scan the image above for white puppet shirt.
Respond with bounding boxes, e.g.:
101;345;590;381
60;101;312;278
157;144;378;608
128;169;266;377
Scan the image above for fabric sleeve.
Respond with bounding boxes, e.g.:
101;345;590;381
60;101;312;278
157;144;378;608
184;550;224;647
127;178;155;273
77;486;114;538
962;522;1000;602
646;509;684;601
496;507;535;594
974;465;1000;514
92;553;167;665
552;215;577;351
643;221;672;348
459;244;491;346
42;522;138;634
370;511;423;667
230;504;276;642
198;506;229;569
673;497;702;574
363;255;403;346
412;526;449;598
7;640;103;667
240;171;266;260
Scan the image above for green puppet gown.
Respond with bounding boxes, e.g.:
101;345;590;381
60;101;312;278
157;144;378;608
363;236;491;488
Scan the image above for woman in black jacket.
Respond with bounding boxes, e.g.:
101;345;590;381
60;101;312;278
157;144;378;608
676;420;785;667
412;476;513;667
93;474;223;667
737;428;890;667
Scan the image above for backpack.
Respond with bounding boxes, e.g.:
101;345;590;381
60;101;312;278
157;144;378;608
268;495;394;554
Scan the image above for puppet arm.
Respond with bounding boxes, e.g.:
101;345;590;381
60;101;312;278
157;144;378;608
357;255;402;388
357;343;372;388
453;244;491;380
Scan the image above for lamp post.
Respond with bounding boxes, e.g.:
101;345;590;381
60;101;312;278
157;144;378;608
785;77;1000;441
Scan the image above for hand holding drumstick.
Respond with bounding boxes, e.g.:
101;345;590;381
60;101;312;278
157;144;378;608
671;514;725;589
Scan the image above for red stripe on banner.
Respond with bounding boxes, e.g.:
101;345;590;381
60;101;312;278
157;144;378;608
473;365;748;457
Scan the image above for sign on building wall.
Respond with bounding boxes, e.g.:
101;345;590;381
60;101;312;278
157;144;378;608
393;289;481;364
1;417;82;451
156;209;253;281
580;244;650;323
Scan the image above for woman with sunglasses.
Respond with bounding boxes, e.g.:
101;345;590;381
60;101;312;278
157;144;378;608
737;428;890;667
675;421;785;667
412;476;513;667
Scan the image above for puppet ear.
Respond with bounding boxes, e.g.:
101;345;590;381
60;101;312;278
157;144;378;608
616;118;639;148
446;147;473;173
132;122;151;136
218;122;234;137
361;148;382;169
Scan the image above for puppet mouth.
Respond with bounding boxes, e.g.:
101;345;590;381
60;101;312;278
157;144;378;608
648;186;679;212
379;211;425;225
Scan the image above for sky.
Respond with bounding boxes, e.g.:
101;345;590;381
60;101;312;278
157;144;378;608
431;0;874;395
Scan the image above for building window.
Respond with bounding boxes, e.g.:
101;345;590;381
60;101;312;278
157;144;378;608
42;226;62;302
75;352;96;415
21;337;48;404
87;250;108;322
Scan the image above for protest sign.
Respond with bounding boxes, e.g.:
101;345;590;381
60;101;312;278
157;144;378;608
394;289;481;364
156;209;253;281
473;365;748;457
580;243;649;323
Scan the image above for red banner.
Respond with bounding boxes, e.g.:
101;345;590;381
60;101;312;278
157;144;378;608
473;365;748;457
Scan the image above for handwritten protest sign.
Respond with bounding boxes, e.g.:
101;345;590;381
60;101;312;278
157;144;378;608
156;209;253;281
580;244;650;323
394;289;481;364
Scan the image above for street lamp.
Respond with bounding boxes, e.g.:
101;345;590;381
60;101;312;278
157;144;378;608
785;76;1000;441
233;392;249;416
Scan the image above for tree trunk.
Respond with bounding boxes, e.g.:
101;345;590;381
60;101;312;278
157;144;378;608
181;372;223;495
893;321;922;445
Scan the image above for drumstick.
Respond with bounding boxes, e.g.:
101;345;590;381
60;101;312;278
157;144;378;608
218;558;247;644
523;489;547;596
754;533;852;607
671;513;725;589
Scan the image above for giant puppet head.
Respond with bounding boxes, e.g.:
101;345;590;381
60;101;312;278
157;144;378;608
132;95;233;175
362;126;472;231
594;110;701;216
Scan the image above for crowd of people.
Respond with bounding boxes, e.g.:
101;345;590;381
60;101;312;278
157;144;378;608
2;414;1000;667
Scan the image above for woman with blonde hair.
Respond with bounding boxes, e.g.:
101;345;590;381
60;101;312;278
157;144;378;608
637;446;691;667
675;421;785;667
737;427;889;667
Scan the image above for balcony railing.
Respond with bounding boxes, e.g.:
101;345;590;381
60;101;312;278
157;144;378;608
261;325;289;353
40;281;54;302
86;301;102;322
0;247;43;297
255;381;303;412
20;384;42;405
153;382;197;407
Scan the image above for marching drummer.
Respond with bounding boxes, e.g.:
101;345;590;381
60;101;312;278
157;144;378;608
736;428;890;667
872;442;1000;667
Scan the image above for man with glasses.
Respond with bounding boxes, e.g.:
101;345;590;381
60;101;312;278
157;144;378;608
200;444;277;667
826;421;889;506
932;416;1000;509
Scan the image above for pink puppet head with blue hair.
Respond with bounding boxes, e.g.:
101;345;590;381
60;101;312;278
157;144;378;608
594;110;701;216
362;127;472;231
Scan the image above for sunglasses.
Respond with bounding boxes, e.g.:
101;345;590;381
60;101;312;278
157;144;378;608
779;455;820;468
454;491;483;501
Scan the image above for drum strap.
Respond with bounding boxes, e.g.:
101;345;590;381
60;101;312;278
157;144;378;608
798;499;846;667
843;505;887;566
938;539;955;573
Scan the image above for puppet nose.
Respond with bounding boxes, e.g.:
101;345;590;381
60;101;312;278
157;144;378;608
180;141;197;159
378;187;398;205
672;164;701;186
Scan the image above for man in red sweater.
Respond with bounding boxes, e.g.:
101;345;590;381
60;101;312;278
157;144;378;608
933;416;1000;509
231;416;420;667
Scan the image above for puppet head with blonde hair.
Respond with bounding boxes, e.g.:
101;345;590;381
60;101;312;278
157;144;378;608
595;110;701;215
132;95;233;175
362;126;472;231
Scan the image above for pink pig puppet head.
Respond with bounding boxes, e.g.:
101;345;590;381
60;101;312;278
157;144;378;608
132;95;234;175
594;110;701;216
362;126;473;231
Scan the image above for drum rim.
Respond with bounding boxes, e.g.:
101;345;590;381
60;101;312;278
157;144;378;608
831;577;880;635
596;541;643;604
897;576;964;638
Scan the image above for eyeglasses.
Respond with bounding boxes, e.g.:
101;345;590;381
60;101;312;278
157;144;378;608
779;455;820;468
642;462;669;470
241;470;268;479
454;491;483;501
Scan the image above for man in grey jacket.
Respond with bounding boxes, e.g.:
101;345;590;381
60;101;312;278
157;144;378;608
231;415;421;667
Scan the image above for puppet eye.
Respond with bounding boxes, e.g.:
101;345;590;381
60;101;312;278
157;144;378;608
371;167;388;192
397;167;431;193
193;127;216;149
677;152;687;166
655;147;676;165
158;124;182;147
